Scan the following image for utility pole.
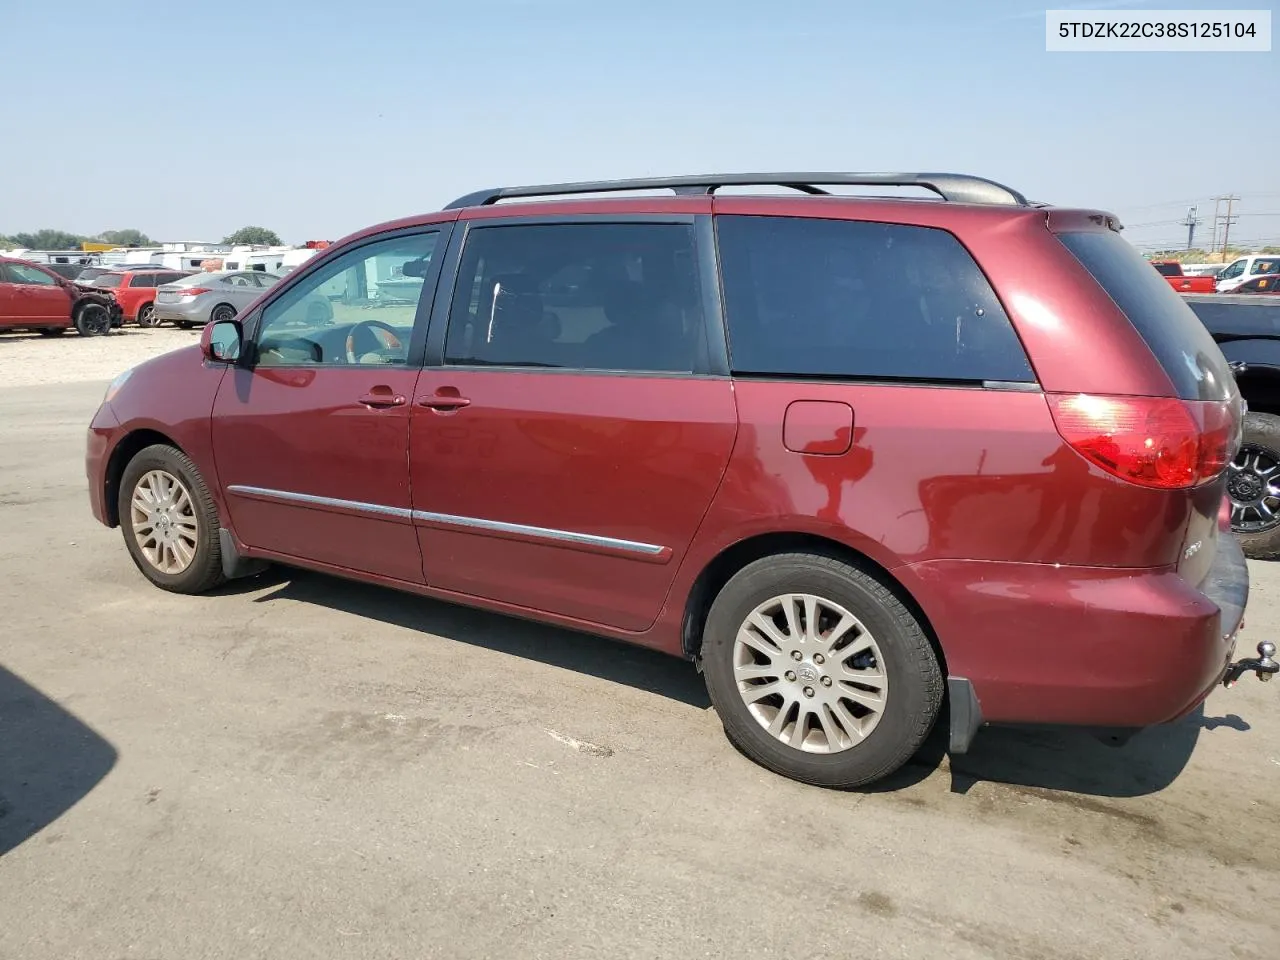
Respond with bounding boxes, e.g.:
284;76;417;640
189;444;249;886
1210;196;1224;259
1182;205;1201;251
1220;195;1240;259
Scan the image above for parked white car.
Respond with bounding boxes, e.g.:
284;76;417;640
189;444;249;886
1216;254;1280;293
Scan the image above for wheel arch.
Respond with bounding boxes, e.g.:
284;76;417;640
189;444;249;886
679;531;946;673
1232;362;1280;418
103;428;186;527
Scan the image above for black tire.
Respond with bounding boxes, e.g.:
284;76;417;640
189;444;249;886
75;303;112;337
1229;411;1280;559
210;304;236;325
38;328;67;337
118;443;226;594
701;552;943;789
136;303;159;328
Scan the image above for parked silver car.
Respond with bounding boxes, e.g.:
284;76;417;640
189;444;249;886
152;271;284;328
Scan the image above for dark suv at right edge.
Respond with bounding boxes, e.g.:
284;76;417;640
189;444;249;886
86;172;1269;789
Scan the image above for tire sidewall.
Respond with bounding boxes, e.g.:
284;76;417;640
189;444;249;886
76;304;111;336
211;305;236;325
118;446;220;592
702;555;940;787
1232;411;1280;558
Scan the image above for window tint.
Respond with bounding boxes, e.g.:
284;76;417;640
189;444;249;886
716;215;1034;383
444;223;705;373
6;263;60;285
1151;262;1180;277
1251;258;1280;275
129;273;156;288
226;273;257;287
1059;230;1233;402
1221;260;1246;279
256;231;438;367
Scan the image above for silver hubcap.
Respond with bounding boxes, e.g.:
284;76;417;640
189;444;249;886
130;470;199;574
733;593;887;753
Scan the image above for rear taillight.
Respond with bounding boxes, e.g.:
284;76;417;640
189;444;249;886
180;287;210;297
1047;393;1238;490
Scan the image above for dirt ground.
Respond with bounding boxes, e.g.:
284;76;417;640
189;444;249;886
1;329;1278;960
0;326;202;387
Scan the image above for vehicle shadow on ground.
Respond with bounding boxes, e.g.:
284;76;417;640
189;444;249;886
227;568;1242;798
0;666;118;856
230;568;713;709
872;702;1240;798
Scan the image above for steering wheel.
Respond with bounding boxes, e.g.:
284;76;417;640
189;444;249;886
345;319;404;364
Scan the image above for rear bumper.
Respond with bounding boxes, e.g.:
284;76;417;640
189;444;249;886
908;536;1249;732
152;298;211;324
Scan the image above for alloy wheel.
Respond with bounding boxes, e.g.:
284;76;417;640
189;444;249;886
1228;444;1280;532
130;470;199;574
732;593;888;753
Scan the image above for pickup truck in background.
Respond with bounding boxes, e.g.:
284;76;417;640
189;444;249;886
1183;292;1280;559
1151;259;1217;292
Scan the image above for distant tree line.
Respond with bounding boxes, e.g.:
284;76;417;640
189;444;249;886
0;228;155;250
1;225;284;250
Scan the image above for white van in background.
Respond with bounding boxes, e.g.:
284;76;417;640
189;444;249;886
1216;254;1280;292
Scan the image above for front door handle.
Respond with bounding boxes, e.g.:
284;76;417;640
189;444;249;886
417;395;471;411
358;390;406;408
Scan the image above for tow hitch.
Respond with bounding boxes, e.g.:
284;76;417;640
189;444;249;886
1223;641;1279;687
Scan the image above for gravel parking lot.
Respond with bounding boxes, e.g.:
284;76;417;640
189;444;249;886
1;329;1278;960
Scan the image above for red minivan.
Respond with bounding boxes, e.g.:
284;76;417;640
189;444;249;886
85;173;1267;789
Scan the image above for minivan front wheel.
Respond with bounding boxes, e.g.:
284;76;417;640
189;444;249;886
701;553;942;789
119;444;225;594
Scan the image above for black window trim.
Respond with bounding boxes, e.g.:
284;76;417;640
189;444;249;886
711;212;1039;389
422;212;729;379
236;222;454;371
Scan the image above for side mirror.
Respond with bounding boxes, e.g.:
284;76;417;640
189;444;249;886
201;319;242;363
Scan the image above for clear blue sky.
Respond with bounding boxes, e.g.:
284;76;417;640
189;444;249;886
1;0;1275;252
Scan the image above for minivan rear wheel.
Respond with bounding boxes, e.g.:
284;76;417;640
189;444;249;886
701;553;942;789
1228;411;1280;559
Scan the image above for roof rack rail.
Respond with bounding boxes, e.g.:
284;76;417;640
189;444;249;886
444;172;1030;210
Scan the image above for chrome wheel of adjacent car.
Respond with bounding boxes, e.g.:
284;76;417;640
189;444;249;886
129;469;199;574
1227;444;1280;532
733;593;887;753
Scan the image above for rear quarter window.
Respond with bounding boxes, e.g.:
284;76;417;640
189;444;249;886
715;215;1035;383
1058;230;1234;402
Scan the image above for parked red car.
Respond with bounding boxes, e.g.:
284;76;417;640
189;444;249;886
85;172;1269;789
1235;274;1280;294
1;256;122;336
91;268;195;326
1150;259;1217;293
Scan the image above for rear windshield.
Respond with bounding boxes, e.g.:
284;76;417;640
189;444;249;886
1151;262;1180;276
1058;230;1233;401
168;273;212;288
